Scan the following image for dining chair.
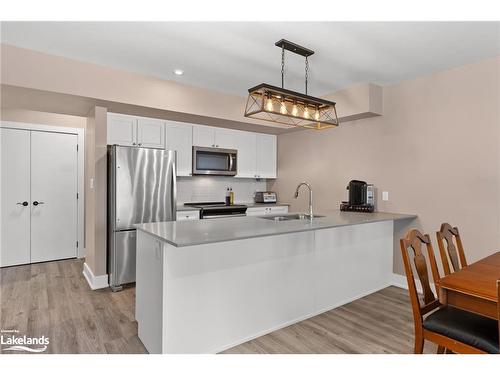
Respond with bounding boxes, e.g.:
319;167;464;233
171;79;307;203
436;223;467;275
400;229;498;354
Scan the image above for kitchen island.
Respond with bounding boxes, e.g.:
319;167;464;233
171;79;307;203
135;211;416;354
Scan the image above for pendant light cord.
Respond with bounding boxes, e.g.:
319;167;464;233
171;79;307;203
305;56;309;95
281;45;285;89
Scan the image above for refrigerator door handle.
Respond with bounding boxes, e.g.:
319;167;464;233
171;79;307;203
172;157;177;219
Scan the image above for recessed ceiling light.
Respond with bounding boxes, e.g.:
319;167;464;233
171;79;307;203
173;69;184;76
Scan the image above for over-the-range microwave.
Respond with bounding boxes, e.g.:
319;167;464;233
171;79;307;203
192;146;237;176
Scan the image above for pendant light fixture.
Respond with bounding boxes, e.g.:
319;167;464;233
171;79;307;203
244;39;339;130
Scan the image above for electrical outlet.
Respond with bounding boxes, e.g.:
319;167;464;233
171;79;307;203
382;191;389;201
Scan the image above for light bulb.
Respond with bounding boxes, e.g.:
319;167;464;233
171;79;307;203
314;108;320;121
292;103;298;116
266;97;273;111
304;106;310;119
280;101;287;114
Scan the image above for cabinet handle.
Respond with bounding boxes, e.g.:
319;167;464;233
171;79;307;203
33;201;45;206
16;201;29;207
132;142;136;146
138;143;142;146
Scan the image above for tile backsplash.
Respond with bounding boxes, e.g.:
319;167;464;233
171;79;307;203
177;176;267;204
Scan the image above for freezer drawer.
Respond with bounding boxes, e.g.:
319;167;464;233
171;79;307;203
109;230;137;289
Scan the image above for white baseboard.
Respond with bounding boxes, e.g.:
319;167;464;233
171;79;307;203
391;273;435;294
83;262;109;290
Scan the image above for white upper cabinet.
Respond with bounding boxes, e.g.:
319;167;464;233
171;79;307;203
165;121;193;177
137;118;165;149
234;131;257;178
108;114;277;179
214;128;237;149
107;113;165;149
256;133;277;179
192;125;216;147
107;113;137;146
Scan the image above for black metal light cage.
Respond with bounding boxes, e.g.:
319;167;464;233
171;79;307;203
244;39;339;130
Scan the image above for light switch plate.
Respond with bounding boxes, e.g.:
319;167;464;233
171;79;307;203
382;191;389;201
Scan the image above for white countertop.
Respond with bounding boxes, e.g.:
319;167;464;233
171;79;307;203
136;210;416;247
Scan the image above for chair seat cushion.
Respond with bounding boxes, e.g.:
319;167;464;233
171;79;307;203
423;306;499;353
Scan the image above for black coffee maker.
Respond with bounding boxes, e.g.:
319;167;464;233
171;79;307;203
348;180;367;205
340;180;374;212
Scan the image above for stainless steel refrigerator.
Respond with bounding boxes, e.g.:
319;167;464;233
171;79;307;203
107;145;176;291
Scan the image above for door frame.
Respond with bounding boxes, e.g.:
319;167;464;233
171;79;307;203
0;121;85;258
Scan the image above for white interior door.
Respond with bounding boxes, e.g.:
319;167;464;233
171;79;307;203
30;131;78;263
0;128;31;267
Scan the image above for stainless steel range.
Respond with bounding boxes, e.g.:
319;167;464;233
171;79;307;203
184;202;247;219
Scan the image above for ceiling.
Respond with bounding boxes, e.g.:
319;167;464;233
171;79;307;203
1;22;499;97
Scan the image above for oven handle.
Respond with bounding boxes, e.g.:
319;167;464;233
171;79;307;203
203;213;247;219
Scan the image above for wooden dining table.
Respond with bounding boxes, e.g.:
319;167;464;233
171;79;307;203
439;251;500;320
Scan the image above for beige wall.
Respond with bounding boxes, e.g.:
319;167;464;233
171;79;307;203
0;108;86;128
85;106;108;276
269;57;500;275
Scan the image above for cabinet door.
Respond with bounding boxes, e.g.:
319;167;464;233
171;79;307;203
137;118;165;149
0;128;31;267
256;134;277;179
234;131;257;178
30;131;78;263
192;125;215;147
176;210;200;221
107;113;137;146
165;121;193;176
214;128;237;149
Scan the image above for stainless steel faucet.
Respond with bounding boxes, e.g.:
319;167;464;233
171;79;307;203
294;181;314;218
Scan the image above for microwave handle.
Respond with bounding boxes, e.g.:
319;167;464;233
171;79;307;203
229;154;235;172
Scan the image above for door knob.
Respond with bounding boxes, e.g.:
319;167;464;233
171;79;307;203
33;201;45;206
16;201;29;206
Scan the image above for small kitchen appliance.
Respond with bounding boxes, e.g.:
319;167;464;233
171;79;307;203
192;146;237;176
254;191;278;203
340;180;375;213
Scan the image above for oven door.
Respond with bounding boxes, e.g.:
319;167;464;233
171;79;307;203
192;146;237;176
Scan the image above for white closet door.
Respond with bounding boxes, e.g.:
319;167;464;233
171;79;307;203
0;128;31;267
30;131;78;263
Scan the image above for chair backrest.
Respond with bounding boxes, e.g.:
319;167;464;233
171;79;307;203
436;223;467;275
497;280;499;348
400;229;441;325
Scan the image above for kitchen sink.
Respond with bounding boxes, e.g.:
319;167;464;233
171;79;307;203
260;214;325;221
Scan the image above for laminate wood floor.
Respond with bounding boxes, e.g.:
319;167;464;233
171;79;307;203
0;259;435;354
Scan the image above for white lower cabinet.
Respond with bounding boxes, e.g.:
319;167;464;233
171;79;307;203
176;210;200;221
246;206;289;216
